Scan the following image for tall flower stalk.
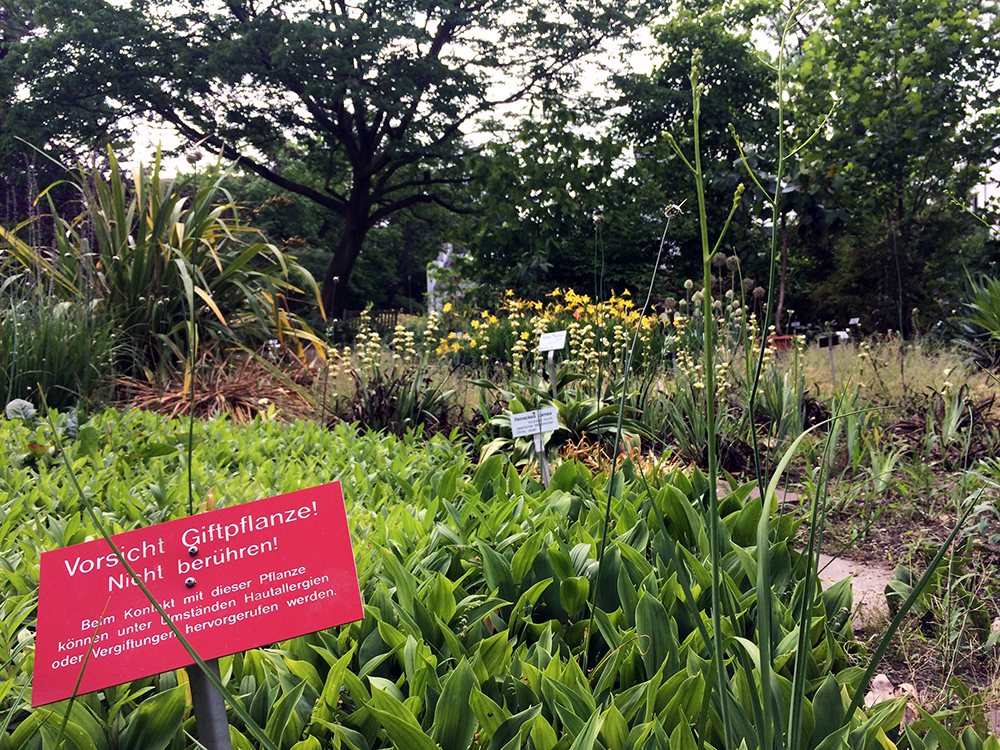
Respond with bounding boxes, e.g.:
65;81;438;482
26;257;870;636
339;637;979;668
661;49;747;747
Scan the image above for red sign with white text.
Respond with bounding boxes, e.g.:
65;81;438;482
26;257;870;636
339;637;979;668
33;482;362;706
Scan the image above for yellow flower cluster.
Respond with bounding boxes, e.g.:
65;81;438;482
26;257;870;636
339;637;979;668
482;288;660;378
436;331;466;356
423;310;441;357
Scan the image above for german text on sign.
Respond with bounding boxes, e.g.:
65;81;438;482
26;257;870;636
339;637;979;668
510;407;560;438
33;482;362;706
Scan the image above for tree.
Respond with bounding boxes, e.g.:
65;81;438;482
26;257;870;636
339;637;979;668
614;2;779;295
223;167;448;317
792;0;1000;334
466;102;668;300
2;0;654;316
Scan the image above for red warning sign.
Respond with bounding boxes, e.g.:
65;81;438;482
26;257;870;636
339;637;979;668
33;482;362;706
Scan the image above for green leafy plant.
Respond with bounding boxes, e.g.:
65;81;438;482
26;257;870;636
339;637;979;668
472;369;648;468
891;384;998;470
330;312;457;436
0;277;116;409
958;274;1000;364
0;149;325;381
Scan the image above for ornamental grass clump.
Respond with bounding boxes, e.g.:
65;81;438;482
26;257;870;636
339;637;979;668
0;148;326;383
0;283;116;409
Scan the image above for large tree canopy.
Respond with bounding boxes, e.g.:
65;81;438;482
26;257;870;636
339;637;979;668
3;0;653;315
792;0;1000;333
614;2;778;290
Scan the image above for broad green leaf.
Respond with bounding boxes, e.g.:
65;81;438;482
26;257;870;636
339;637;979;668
264;679;306;747
636;590;675;678
368;686;438;750
478;542;516;600
600;704;629;750
530;714;558;750
432;659;476;750
118;684;186;750
669;719;698;750
812;726;851;750
426;572;457;624
474;630;514;678
470;685;509;741
488;704;541;750
559;576;590;617
567;711;603;750
809;675;846;750
230;727;257;750
511;534;543;583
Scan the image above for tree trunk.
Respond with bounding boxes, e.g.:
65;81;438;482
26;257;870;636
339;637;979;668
321;219;367;319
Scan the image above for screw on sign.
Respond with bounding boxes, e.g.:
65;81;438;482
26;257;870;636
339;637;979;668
33;481;363;707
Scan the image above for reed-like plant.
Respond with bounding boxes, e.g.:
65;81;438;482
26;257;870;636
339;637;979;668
0;277;116;408
589;16;987;749
0;148;325;381
329;312;458;436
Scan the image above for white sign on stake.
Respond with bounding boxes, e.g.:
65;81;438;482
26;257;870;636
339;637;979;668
538;330;567;352
510;407;560;438
849;317;860;325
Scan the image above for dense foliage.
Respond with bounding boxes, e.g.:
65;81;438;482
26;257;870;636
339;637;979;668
3;0;996;326
2;410;994;749
0;150;324;392
0;0;656;317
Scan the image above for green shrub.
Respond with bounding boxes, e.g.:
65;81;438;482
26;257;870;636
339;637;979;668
0;149;324;380
0;281;115;408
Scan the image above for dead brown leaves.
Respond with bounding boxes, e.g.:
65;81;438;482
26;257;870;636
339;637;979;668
113;352;315;423
865;673;921;727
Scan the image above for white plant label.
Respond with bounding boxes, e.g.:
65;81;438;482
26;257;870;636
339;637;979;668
538;331;567;352
849;317;860;325
510;407;559;438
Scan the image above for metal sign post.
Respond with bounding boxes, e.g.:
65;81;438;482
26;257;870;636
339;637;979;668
511;407;559;489
547;351;557;399
828;333;836;383
189;659;231;749
533;432;551;487
538;331;567;401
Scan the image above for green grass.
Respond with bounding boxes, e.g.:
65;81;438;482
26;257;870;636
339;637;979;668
0;288;115;409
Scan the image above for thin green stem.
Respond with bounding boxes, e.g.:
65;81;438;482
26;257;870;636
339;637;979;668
588;217;672;675
186;182;199;518
690;50;733;750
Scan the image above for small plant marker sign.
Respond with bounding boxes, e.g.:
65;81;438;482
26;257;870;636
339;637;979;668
510;407;559;488
33;482;362;706
537;330;567;398
537;330;567;352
